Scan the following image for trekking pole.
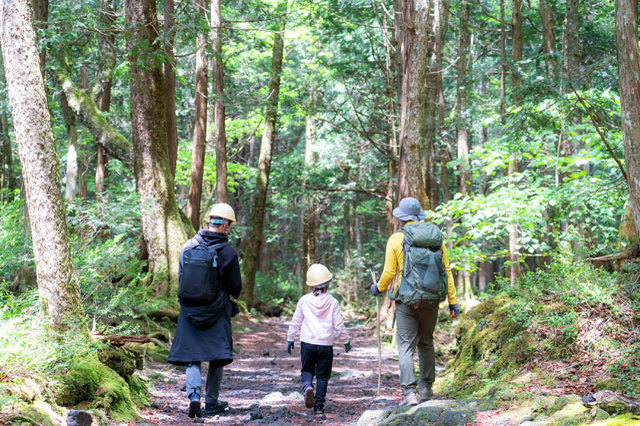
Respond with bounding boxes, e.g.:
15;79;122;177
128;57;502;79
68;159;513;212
369;269;382;398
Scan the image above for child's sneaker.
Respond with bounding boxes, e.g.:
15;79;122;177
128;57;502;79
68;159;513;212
304;386;315;409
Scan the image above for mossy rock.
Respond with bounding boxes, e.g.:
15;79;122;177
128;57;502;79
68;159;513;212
590;413;640;425
142;342;170;363
449;296;534;394
9;404;56;426
126;375;150;408
98;346;141;378
547;402;590;425
596;379;621;391
488;333;536;378
55;357;139;421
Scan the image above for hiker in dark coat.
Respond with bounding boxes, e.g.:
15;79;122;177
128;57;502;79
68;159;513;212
168;203;242;418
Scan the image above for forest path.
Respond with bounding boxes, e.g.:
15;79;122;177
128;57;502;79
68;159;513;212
132;314;405;425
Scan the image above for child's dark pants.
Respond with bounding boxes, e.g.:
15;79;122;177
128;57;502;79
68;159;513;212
300;341;333;408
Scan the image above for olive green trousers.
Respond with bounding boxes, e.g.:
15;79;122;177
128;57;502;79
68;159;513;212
395;299;439;396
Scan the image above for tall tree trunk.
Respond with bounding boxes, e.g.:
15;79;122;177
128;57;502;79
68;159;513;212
377;0;398;234
240;0;287;307
124;0;189;296
509;0;523;285
500;0;507;120
456;0;471;196
303;92;318;277
1;0;84;330
76;64;89;198
31;0;48;75
60;92;78;201
211;0;228;203
94;0;116;200
164;0;178;178
396;0;432;206
423;0;448;207
539;0;557;79
616;0;640;238
0;87;17;199
562;0;580;82
186;0;208;229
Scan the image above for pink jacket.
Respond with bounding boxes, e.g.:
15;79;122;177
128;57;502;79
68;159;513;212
287;292;350;346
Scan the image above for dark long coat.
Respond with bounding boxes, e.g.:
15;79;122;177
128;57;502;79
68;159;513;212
167;230;242;367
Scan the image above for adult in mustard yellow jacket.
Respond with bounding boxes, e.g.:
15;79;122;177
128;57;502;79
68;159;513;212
370;197;459;406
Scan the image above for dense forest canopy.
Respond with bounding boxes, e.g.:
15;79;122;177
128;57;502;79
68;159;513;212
0;0;635;321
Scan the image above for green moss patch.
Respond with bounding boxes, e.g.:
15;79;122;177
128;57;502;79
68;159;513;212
447;297;535;396
55;357;140;422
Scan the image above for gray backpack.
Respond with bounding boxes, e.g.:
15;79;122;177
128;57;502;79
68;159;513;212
389;222;448;305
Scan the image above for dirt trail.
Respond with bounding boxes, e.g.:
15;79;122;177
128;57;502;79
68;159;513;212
132;315;404;425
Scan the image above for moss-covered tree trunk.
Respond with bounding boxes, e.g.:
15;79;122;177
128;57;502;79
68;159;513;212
240;0;287;307
94;0;116;200
185;0;208;229
395;0;431;206
615;0;640;238
124;0;188;296
54;69;134;170
164;0;178;178
211;0;228;203
1;0;84;330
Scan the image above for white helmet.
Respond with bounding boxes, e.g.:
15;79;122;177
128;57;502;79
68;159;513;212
306;264;333;286
207;203;236;224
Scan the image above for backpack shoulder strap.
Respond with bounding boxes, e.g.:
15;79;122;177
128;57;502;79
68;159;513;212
194;233;205;245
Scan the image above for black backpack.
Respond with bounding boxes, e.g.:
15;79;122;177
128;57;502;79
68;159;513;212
178;235;226;305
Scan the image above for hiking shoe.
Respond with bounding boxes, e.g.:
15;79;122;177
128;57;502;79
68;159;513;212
401;392;419;406
204;400;228;416
419;386;433;401
188;394;202;418
313;404;324;415
304;386;315;409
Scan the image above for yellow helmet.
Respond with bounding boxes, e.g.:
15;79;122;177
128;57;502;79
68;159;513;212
207;203;236;224
306;264;333;286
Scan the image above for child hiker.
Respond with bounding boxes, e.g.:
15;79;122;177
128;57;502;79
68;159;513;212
286;263;351;415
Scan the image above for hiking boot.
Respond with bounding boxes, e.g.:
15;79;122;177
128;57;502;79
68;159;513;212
204;400;228;416
313;404;324;415
188;394;202;418
304;386;315;409
401;392;419;406
419;386;433;401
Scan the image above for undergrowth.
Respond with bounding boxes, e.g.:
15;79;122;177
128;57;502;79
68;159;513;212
438;253;639;400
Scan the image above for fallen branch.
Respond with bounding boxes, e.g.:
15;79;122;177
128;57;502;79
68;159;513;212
148;308;180;322
92;333;150;347
585;244;639;263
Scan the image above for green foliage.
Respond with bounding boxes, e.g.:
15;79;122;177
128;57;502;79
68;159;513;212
0;196;33;285
606;343;640;395
253;269;302;314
